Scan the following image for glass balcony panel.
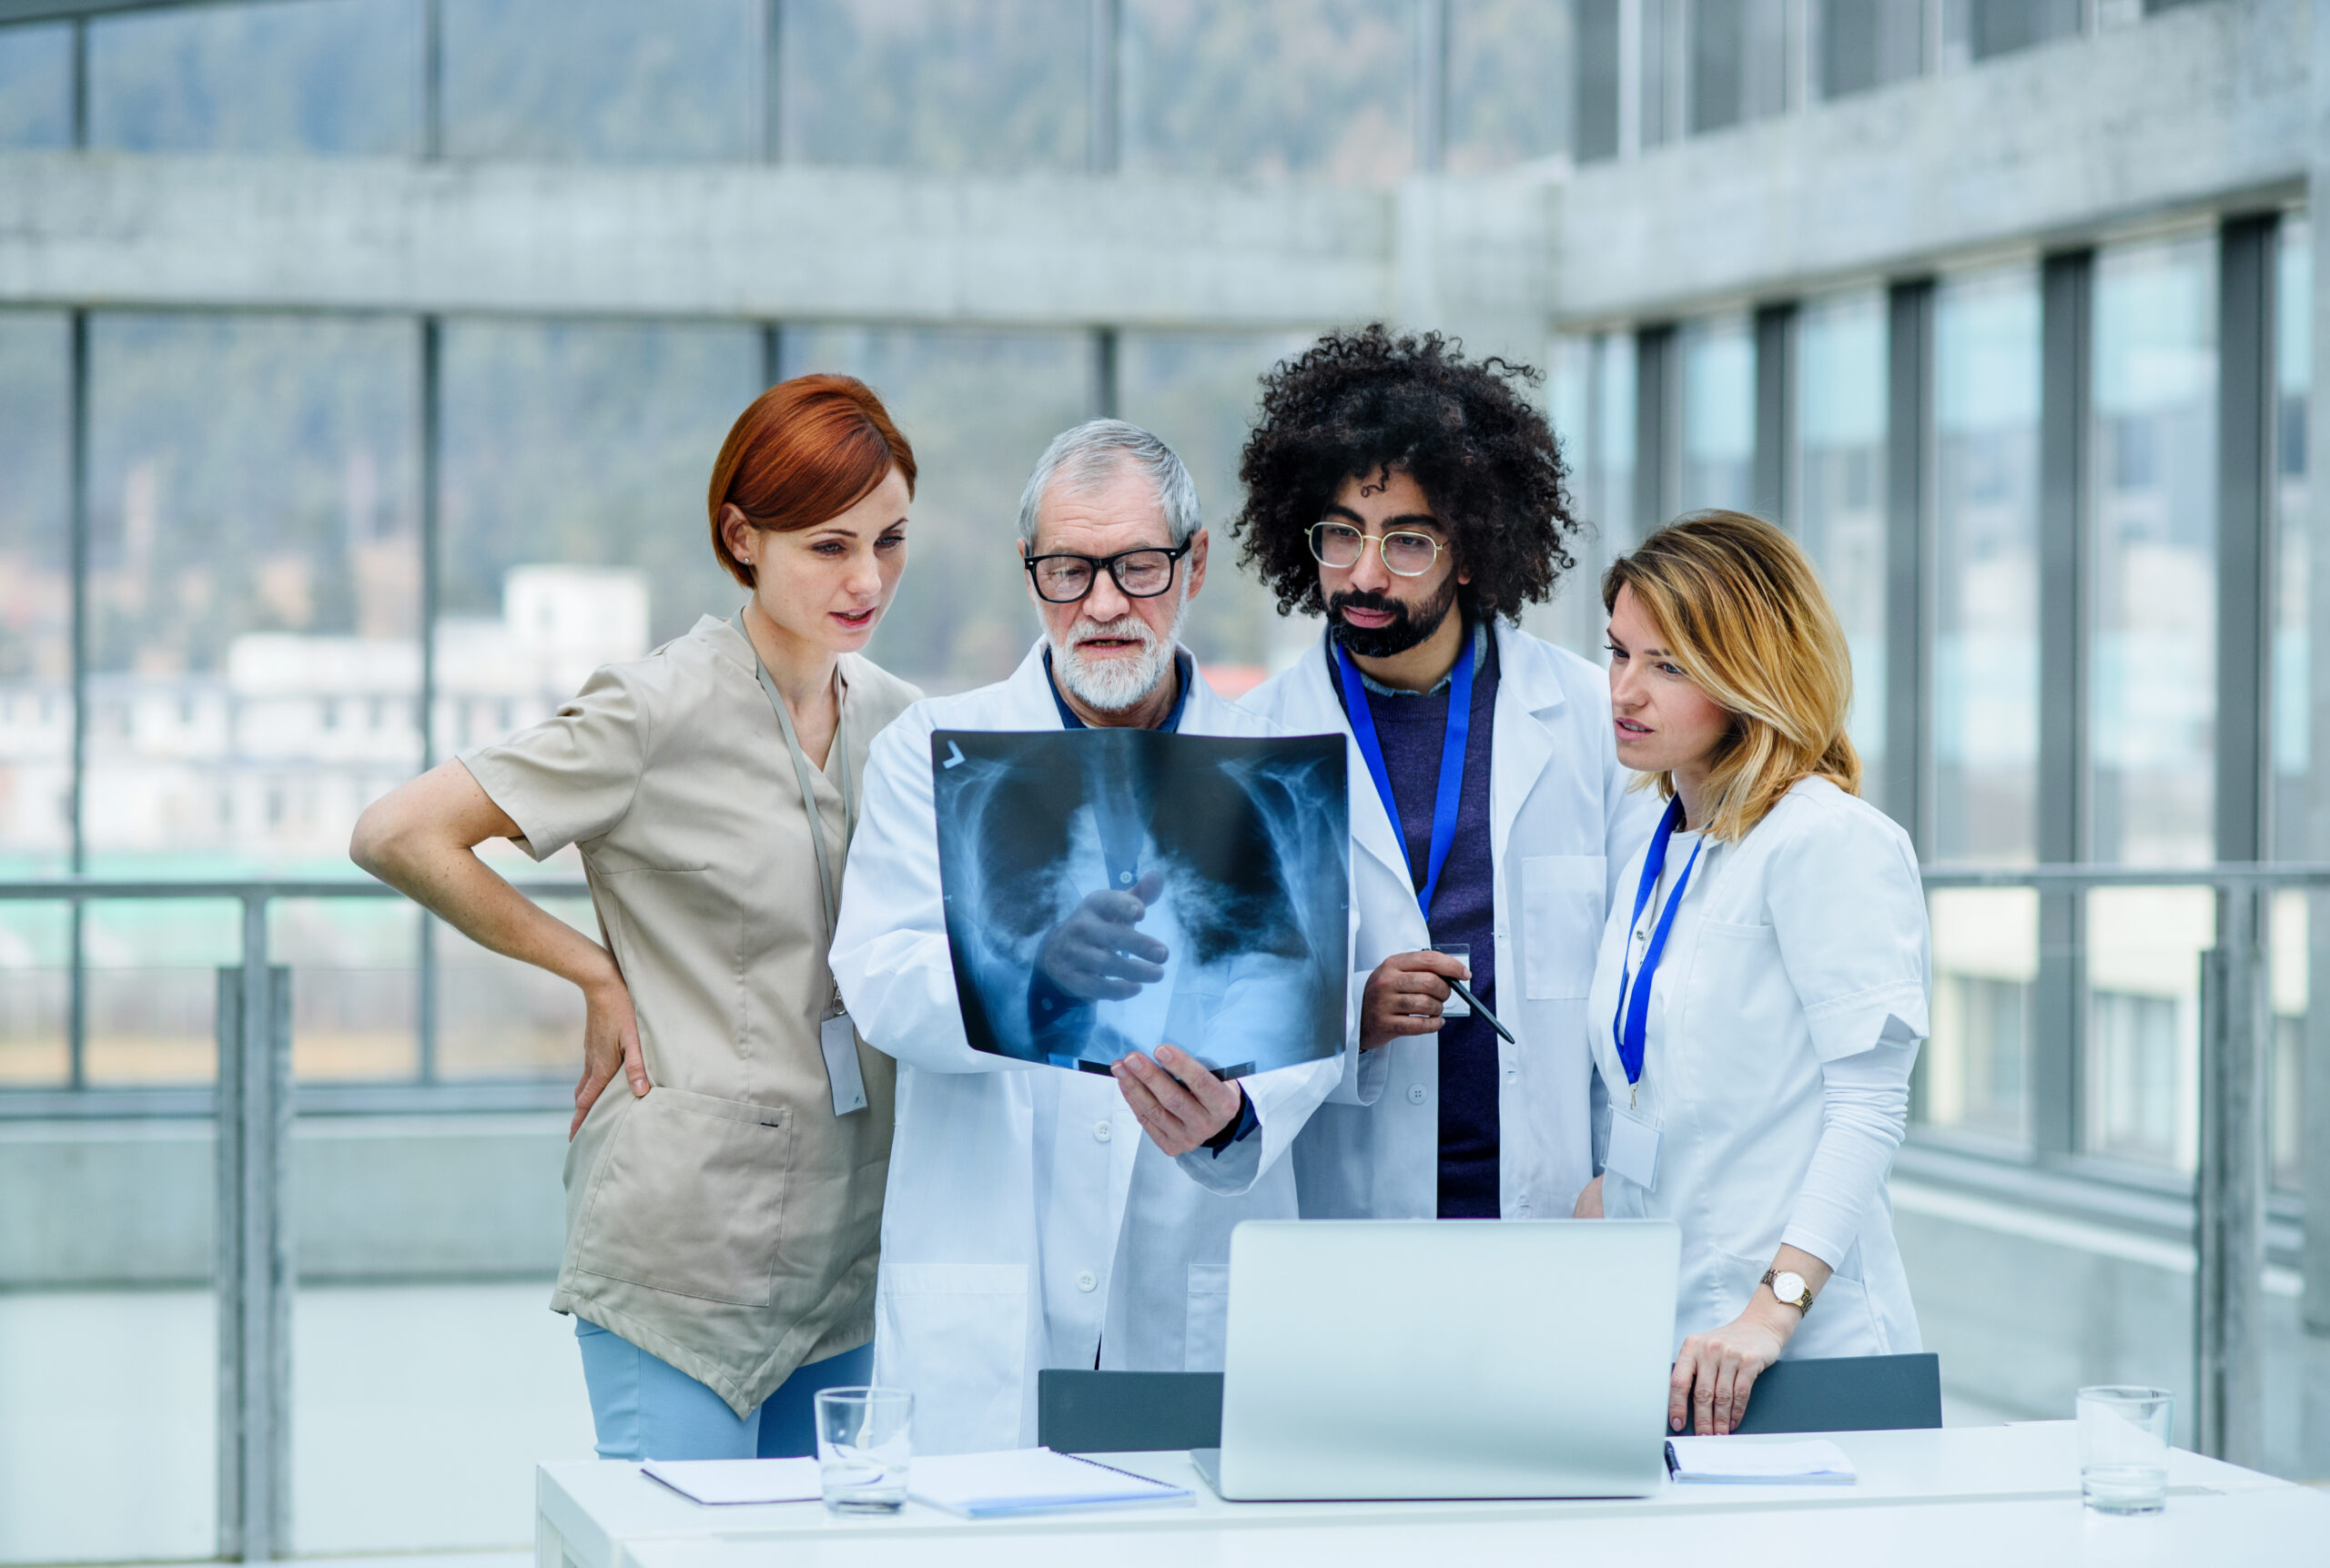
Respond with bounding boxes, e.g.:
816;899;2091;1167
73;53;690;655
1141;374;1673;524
2082;885;2212;1172
1917;887;2034;1148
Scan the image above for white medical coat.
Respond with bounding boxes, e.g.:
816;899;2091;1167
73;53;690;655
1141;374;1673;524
830;640;1395;1454
1585;776;1928;1358
1239;622;1660;1221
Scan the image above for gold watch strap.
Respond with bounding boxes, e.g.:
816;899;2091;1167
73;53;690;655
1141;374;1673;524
1761;1267;1814;1314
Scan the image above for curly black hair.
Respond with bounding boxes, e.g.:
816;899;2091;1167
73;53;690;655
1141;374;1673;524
1231;324;1578;624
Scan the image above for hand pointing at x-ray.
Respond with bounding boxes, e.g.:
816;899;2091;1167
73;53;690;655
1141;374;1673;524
1035;869;1169;1001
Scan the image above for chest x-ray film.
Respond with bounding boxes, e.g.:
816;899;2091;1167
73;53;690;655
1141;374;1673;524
931;728;1348;1079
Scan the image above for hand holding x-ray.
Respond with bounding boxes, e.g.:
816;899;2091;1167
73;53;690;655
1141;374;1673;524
1035;870;1169;1001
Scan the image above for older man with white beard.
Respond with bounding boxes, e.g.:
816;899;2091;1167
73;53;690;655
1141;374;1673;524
831;420;1384;1453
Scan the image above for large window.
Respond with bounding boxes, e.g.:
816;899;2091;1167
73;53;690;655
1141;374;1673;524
1123;0;1413;182
87;0;423;156
84;314;422;877
1117;329;1315;682
1445;0;1572;171
1793;288;1889;804
1814;0;1922;101
440;0;760;162
0;21;70;147
1931;267;2041;865
0;311;70;877
1677;312;1755;515
779;0;1087;171
2088;234;2219;867
783;325;1094;692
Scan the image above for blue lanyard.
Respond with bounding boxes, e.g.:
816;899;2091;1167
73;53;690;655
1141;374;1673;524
1612;798;1704;1087
1335;633;1474;922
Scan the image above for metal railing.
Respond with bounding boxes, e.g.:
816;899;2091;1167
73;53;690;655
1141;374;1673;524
0;875;582;1560
1918;861;2330;1472
1;865;2325;1549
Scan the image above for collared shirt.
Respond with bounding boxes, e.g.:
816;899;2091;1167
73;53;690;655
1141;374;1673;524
1041;646;1196;733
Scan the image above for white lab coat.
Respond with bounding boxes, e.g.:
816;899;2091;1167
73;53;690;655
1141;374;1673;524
830;641;1399;1454
1585;775;1927;1358
1239;622;1661;1221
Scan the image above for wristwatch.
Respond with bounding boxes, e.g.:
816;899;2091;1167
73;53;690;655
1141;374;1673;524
1762;1268;1814;1315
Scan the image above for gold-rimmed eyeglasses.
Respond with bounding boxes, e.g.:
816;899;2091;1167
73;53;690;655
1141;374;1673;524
1307;521;1445;578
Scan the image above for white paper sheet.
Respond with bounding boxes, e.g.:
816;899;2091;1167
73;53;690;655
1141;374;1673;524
1664;1437;1856;1484
640;1456;822;1505
907;1449;1193;1517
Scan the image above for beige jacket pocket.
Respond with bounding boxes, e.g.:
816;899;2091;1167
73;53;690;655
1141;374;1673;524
571;1086;794;1307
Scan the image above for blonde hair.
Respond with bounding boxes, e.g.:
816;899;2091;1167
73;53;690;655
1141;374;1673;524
1601;510;1860;842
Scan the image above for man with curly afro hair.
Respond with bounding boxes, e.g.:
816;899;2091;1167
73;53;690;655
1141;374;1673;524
1236;324;1658;1226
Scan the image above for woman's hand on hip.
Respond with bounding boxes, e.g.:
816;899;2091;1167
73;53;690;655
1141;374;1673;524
573;973;649;1138
1572;1175;1605;1219
1669;1300;1797;1435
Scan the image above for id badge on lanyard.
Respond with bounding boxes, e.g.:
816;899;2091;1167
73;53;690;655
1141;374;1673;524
737;612;868;1118
1607;798;1703;1191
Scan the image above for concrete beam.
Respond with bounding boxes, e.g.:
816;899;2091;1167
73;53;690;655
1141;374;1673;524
0;154;1397;329
1554;0;2310;322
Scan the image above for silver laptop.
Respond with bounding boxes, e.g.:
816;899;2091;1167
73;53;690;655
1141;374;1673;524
1190;1219;1680;1501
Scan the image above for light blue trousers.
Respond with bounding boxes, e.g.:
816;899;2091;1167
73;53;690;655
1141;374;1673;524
575;1319;876;1460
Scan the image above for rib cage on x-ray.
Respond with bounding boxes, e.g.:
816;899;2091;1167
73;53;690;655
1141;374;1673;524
931;728;1349;1077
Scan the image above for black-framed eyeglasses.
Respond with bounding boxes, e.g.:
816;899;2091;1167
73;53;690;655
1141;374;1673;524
1308;521;1446;578
1022;544;1191;604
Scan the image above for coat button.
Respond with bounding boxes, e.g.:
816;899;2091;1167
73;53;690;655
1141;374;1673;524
1094;1120;1112;1142
1076;1270;1098;1292
1407;1084;1427;1105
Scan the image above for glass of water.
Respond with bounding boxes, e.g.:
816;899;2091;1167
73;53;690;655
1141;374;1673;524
816;1386;912;1513
2077;1385;2173;1514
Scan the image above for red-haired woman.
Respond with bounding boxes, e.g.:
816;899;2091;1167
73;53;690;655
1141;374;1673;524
352;375;920;1460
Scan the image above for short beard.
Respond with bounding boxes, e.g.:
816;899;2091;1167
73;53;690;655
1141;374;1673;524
1328;575;1460;659
1053;597;1186;713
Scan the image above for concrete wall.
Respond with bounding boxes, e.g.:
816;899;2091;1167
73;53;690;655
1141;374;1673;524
0;155;1401;329
0;1115;567;1286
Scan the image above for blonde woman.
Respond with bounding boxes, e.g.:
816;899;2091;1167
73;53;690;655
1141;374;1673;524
1574;511;1928;1438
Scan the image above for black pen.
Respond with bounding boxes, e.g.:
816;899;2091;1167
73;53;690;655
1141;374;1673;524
1446;976;1515;1044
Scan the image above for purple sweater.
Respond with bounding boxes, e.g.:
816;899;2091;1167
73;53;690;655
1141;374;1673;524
1339;623;1503;1218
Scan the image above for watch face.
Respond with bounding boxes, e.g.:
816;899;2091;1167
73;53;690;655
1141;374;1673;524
1772;1270;1807;1302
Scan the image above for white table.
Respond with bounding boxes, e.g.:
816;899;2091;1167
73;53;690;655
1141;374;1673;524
537;1424;2328;1568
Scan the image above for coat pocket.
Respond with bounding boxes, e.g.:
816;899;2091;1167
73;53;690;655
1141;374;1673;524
1184;1263;1231;1371
571;1087;794;1307
1520;854;1607;999
877;1263;1029;1454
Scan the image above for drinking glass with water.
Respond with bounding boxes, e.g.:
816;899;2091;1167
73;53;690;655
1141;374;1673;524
816;1386;913;1513
2076;1385;2173;1514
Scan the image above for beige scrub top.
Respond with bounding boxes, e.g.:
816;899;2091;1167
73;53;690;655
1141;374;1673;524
461;613;920;1418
